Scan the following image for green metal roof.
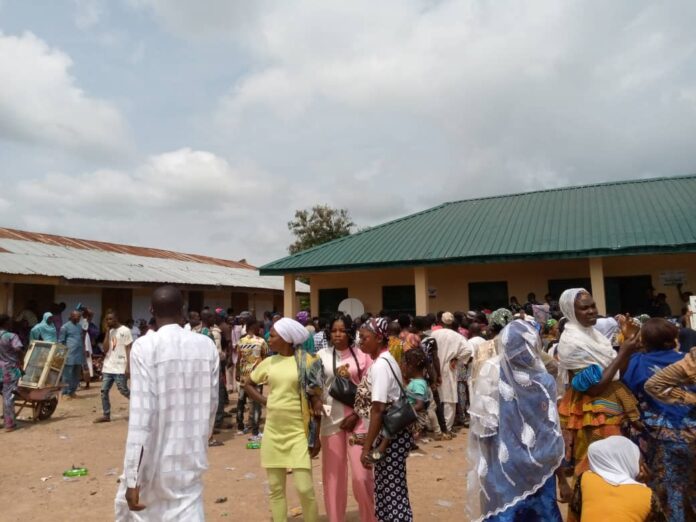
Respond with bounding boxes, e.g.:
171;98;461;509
261;175;696;275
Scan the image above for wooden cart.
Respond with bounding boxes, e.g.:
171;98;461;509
14;341;68;421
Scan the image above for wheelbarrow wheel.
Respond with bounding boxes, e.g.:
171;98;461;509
38;398;58;420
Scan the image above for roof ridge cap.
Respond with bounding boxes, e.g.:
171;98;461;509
443;173;696;205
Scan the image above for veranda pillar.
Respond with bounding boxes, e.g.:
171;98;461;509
414;267;429;316
589;257;607;316
283;274;297;318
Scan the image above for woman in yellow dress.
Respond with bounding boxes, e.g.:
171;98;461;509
244;318;322;522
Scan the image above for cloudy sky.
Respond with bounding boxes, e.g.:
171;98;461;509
2;1;695;265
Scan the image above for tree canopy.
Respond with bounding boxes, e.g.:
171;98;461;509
287;205;355;254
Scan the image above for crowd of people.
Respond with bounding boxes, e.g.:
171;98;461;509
1;284;695;522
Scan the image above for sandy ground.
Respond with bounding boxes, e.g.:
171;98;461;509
1;386;472;521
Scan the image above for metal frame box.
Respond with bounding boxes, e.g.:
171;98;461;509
20;341;68;389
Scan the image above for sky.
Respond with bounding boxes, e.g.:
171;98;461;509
1;1;696;266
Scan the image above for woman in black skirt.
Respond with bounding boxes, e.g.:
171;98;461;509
356;317;414;522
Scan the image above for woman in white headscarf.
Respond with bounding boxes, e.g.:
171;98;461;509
244;317;322;522
568;436;664;521
556;288;641;479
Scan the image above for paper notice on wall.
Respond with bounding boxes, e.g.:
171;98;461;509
659;271;687;286
689;295;696;330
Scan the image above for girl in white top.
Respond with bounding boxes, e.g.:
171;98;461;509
357;317;414;522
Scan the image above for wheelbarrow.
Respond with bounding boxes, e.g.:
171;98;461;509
15;340;68;421
13;385;61;421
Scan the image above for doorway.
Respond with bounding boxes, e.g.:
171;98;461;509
604;275;653;316
101;288;133;323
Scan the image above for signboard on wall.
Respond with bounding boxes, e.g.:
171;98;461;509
428;287;438;298
659;271;687;286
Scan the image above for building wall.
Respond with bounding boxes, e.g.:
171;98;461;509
204;290;232;312
55;286;102;324
0;279;290;328
309;268;417;316
307;253;696;315
249;292;275;318
132;288;152;323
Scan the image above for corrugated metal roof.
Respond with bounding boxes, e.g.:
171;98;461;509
260;175;696;274
0;228;256;269
0;236;309;293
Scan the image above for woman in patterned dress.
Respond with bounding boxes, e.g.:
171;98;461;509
622;318;696;521
556;288;641;477
356;317;414;522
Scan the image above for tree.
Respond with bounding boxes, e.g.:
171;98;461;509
288;205;355;254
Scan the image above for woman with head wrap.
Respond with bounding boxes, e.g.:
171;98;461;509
622;318;696;521
354;317;415;522
556;288;641;479
296;311;317;354
243;317;321;522
468;319;565;521
569;436;665;521
29;312;58;343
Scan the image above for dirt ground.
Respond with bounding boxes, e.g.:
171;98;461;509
1;386;472;521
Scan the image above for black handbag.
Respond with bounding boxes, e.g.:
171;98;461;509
328;347;362;407
381;359;418;437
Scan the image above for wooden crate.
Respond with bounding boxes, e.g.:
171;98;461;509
20;341;68;389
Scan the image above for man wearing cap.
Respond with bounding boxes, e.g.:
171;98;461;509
430;312;472;433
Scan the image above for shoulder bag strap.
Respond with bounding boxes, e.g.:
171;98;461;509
382;357;407;398
348;346;362;380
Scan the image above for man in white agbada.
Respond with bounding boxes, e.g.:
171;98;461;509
431;312;472;432
115;285;219;521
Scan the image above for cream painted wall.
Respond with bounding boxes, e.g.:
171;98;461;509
55;286;102;324
603;253;695;311
309;268;416;316
132;288;152;322
306;253;696;315
204;290;232;312
250;293;275;318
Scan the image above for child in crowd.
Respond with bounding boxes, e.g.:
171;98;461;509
371;348;431;461
236;318;269;439
403;348;432;442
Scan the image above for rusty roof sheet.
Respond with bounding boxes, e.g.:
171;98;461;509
0;227;256;269
0;229;309;292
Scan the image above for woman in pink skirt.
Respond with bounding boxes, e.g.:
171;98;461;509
316;314;377;522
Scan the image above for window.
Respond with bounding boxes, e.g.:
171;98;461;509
318;288;349;318
382;285;416;317
547;279;592;301
468;281;508;310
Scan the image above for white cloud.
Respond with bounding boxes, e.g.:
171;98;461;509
4;1;696;266
127;0;265;40
210;0;696;210
72;0;106;30
0;31;131;159
2;148;305;264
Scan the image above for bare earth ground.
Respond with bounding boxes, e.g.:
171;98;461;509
1;387;473;521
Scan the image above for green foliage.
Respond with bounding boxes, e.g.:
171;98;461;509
288;205;354;254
